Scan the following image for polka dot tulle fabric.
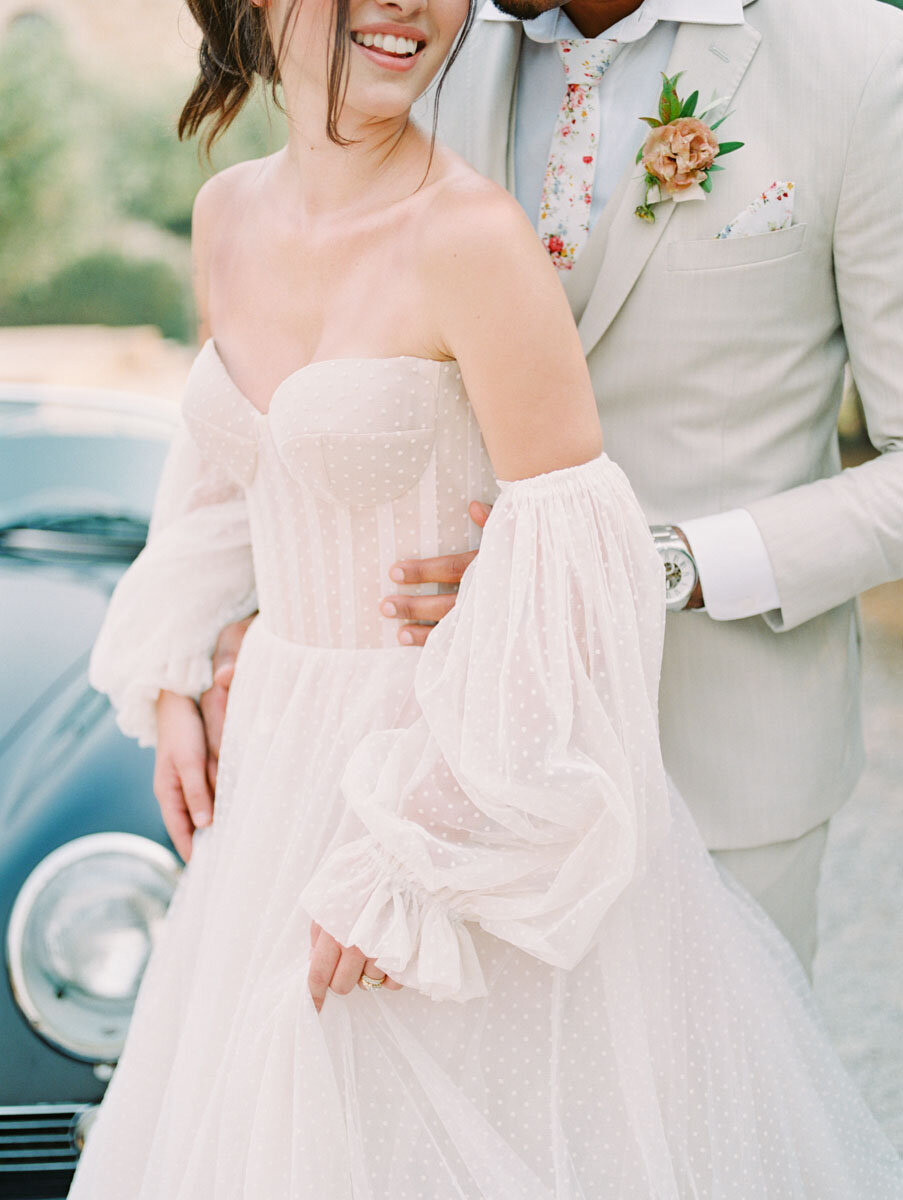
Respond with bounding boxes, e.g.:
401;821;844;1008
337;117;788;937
75;345;903;1197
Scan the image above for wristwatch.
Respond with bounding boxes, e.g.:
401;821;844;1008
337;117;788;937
650;525;699;612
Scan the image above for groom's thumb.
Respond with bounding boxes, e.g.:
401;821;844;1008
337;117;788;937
469;500;492;527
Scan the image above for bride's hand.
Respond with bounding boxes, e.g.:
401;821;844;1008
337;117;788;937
154;689;215;863
199;612;258;791
307;920;403;1013
379;501;491;647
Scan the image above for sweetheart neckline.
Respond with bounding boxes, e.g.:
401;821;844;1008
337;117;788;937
202;338;457;419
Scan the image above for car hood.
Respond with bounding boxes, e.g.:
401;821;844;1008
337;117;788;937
0;560;116;747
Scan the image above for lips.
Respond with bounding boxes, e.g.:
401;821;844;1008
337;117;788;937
349;26;427;69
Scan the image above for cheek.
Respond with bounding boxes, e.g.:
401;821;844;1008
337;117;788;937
435;0;471;49
282;0;334;78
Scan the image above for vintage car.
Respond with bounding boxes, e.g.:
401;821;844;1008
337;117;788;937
0;383;181;1199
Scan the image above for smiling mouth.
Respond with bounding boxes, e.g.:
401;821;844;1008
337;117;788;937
350;31;425;59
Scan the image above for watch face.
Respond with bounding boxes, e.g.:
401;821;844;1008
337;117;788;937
662;549;696;608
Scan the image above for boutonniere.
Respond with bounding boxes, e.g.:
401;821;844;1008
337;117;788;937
634;73;743;223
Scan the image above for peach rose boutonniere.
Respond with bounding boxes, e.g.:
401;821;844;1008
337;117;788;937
634;72;744;223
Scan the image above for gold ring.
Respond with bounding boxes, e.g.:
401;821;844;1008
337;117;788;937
358;972;386;991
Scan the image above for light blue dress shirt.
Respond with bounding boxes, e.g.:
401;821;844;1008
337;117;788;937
478;0;783;622
480;0;744;228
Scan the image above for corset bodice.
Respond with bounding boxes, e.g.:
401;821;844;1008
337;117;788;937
181;339;499;648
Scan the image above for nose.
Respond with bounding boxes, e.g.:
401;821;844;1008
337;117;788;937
375;0;428;18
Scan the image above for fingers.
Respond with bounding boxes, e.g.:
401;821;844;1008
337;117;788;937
362;958;403;991
206;751;218;795
212;661;236;690
154;692;215;863
329;945;368;996
380;592;456;625
198;681;229;759
179;762;214;832
153;769;196;864
469;500;492;527
388;549;477;587
397;623;432;648
161;792;196;864
198;688;227;757
211;613;258;687
306;929;403;1012
307;932;342;1014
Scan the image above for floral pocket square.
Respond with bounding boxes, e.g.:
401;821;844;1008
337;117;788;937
716;180;794;239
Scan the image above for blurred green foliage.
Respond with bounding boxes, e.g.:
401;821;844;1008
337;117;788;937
0;15;89;302
1;3;899;342
0;12;285;342
0;251;191;340
105;88;285;240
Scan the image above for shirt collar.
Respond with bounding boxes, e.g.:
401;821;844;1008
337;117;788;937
478;0;744;45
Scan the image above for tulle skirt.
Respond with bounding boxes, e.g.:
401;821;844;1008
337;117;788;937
69;618;903;1199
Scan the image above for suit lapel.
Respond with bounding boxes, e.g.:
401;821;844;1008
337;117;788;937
461;18;523;186
577;13;762;355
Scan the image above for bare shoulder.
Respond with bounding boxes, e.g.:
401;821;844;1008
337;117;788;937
412;147;547;276
191;155;273;241
189;155;274;331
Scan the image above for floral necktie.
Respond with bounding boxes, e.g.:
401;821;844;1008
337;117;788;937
538;38;622;271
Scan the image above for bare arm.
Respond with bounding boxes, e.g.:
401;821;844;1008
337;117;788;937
150;174;258;858
380;183;602;643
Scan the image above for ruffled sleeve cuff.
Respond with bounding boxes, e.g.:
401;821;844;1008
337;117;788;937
299;837;488;1003
87;498;258;749
89;647;217;750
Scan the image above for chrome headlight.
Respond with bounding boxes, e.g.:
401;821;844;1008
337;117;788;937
6;833;181;1063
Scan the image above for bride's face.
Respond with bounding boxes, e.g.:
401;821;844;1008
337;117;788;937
269;0;470;128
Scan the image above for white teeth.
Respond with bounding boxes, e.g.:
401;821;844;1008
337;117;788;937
352;30;422;56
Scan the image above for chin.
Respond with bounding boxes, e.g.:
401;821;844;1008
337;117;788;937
344;79;424;122
487;0;562;19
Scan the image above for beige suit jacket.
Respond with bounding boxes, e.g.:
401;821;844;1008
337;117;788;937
422;0;903;847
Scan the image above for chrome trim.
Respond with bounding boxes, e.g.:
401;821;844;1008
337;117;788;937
6;833;181;1062
0;1104;92;1173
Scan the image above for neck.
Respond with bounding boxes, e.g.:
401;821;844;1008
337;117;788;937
561;0;644;38
277;79;424;222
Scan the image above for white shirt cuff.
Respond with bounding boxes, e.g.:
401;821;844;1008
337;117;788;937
677;509;781;621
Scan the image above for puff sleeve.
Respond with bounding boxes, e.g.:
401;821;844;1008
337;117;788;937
300;454;673;1001
88;418;257;748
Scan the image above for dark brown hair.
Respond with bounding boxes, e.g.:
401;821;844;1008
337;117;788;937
178;0;475;159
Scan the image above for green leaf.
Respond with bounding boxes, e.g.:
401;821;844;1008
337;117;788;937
699;175;714;193
707;163;725;172
679;90;699;118
708;109;734;131
715;140;744;157
659;73;682;124
636;145;645;164
639;117;662;128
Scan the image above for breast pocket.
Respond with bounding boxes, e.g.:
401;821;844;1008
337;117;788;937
666;222;808;271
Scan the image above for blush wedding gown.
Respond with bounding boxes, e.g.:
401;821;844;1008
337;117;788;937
70;340;903;1199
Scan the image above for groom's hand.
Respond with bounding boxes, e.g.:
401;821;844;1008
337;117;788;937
380;501;491;646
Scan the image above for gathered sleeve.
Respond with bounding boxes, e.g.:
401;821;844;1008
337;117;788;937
88;418;257;748
299;454;673;1001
